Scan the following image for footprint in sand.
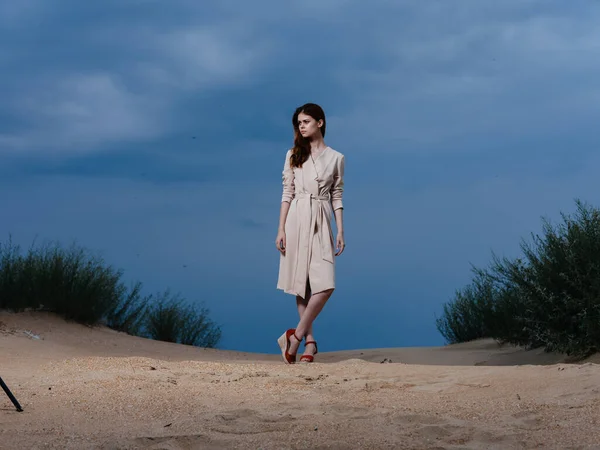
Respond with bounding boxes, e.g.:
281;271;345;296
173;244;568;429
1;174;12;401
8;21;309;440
512;410;544;428
327;404;373;420
210;408;296;435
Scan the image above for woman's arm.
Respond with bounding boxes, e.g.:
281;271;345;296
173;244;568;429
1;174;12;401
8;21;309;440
332;155;345;256
276;201;291;253
276;151;295;253
281;150;295;204
331;154;344;211
334;207;344;256
278;201;291;234
334;208;344;235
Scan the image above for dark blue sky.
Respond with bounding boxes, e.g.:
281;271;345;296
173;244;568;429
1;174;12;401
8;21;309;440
2;1;600;353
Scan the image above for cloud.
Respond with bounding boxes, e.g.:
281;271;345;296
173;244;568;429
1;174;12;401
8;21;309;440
326;1;600;152
151;25;272;91
0;4;275;156
2;73;167;155
2;1;599;161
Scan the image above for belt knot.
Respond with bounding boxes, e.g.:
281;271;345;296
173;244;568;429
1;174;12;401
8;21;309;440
296;192;330;201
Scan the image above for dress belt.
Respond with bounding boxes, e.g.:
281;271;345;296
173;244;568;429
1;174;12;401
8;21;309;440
295;192;334;263
295;192;330;202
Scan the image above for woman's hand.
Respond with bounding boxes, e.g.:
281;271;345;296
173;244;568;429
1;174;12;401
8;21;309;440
335;232;345;256
276;229;286;254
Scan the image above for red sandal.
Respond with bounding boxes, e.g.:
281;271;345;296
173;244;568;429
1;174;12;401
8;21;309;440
277;329;302;364
299;340;318;363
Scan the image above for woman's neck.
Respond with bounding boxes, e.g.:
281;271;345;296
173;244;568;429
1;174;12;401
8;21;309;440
309;138;327;152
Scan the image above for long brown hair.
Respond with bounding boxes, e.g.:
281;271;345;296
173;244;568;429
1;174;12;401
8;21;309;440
290;103;326;168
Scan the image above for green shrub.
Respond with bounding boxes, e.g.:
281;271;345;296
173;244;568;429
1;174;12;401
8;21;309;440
0;237;121;323
145;290;221;348
0;236;222;348
436;199;600;358
105;281;149;337
435;269;499;345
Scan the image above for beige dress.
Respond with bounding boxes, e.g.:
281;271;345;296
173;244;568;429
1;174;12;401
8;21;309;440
277;146;345;298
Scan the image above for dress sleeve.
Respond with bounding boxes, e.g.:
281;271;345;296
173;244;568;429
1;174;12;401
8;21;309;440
331;154;344;211
281;150;295;203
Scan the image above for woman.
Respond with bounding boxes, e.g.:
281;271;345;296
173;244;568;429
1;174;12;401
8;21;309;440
275;103;345;364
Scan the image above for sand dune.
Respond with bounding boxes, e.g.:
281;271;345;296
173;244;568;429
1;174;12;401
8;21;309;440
1;311;599;449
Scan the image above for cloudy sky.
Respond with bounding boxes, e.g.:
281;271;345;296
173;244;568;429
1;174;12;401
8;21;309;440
2;1;599;353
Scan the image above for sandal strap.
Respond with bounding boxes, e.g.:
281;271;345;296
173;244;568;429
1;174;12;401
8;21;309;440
304;340;318;354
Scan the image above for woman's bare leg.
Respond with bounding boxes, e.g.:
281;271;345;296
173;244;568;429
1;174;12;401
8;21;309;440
288;288;334;355
296;295;316;358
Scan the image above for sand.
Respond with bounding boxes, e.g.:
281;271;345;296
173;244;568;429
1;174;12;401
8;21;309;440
1;311;599;449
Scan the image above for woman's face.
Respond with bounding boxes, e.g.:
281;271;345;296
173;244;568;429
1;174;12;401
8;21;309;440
297;112;322;140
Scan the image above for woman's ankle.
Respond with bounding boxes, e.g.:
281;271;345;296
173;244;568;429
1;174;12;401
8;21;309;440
303;341;317;354
289;333;302;351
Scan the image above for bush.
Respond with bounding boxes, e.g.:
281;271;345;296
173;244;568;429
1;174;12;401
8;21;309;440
435;270;497;344
0;237;122;324
436;199;600;358
0;236;222;348
145;290;221;348
105;281;149;337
